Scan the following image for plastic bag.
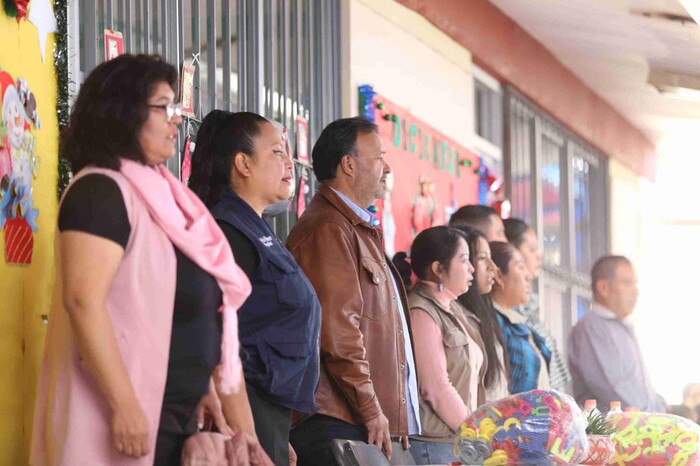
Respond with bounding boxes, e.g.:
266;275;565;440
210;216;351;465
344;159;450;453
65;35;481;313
454;389;588;465
606;411;700;465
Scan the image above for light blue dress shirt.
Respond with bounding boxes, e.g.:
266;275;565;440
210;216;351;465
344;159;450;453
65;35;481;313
331;188;421;435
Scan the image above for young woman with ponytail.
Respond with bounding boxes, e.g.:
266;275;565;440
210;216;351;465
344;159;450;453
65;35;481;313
395;226;487;464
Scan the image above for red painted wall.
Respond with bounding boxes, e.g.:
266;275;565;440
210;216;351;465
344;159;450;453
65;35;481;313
371;93;480;256
396;0;656;180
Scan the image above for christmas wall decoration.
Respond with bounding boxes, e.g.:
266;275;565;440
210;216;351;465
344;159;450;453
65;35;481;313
1;0;60;463
478;158;511;218
103;29;123;61
295;116;310;218
358;85;480;255
29;0;57;63
3;0;29;22
0;70;41;263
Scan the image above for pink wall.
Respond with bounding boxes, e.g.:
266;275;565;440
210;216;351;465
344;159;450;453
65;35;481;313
397;0;656;180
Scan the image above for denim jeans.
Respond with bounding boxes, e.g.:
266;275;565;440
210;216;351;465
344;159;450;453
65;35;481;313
410;439;458;465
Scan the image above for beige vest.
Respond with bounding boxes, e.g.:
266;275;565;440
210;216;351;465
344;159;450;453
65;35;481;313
408;283;487;441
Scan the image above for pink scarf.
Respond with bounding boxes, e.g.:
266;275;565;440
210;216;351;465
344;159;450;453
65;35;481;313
119;158;251;394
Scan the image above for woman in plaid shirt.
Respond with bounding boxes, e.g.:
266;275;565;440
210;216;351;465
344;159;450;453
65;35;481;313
490;241;552;394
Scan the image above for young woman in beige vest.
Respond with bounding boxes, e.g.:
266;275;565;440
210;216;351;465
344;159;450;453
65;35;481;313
396;226;488;465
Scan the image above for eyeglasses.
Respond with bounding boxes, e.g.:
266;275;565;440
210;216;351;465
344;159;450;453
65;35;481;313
147;102;183;122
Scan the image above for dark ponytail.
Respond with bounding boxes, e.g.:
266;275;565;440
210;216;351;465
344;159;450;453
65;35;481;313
392;252;413;290
452;225;511;389
189;110;269;206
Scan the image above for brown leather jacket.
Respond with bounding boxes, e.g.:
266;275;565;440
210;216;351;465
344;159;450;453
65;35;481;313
286;183;411;435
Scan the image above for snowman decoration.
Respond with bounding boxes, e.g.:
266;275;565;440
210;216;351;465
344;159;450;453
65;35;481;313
0;71;40;264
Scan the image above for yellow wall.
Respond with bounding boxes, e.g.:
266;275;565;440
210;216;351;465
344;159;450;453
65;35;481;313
0;9;58;465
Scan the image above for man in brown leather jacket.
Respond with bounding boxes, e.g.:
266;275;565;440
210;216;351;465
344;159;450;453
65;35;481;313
287;117;420;465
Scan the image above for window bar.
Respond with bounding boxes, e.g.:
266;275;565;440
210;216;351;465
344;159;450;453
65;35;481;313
531;115;544;257
160;0;168;60
222;0;232;111
107;0;114;29
503;92;513;206
263;0;273;119
306;0;316;143
292;0;300;127
279;0;287;127
125;0;133;53
67;0;82;94
134;0;142;52
332;0;341;119
176;0;184;70
83;0;98;75
564;141;575;270
237;0;247;111
116;0;124;33
206;0;216;114
252;0;264;113
143;0;151;53
316;0;324;125
321;0;330;125
192;0;201;119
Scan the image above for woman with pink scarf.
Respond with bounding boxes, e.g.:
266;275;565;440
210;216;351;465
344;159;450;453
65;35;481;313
31;55;270;465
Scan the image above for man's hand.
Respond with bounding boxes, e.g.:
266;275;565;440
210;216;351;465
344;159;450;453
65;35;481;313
400;435;410;450
365;413;392;460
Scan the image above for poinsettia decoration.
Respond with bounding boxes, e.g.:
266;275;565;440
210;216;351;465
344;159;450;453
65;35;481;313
3;0;30;22
2;0;30;23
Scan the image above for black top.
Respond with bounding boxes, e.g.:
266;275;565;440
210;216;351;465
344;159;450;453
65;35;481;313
217;220;260;281
59;174;222;403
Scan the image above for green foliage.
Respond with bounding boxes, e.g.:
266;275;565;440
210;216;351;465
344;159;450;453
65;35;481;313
54;0;70;199
585;410;617;436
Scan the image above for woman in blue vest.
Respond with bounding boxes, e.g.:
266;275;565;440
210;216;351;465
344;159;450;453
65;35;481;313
189;110;321;466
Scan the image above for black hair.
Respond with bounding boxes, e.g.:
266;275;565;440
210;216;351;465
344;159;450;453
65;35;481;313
312;117;378;182
591;255;632;298
504;218;532;249
61;54;178;173
392;252;413;290
490;241;517;275
407;226;467;280
449;204;499;230
452;225;510;389
189;110;269;207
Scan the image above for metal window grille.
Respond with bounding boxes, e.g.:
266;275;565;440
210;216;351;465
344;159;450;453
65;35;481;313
69;0;341;240
474;78;503;149
504;87;609;350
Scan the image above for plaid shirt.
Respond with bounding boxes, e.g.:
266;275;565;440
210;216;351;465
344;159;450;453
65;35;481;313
494;303;552;395
515;294;571;391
